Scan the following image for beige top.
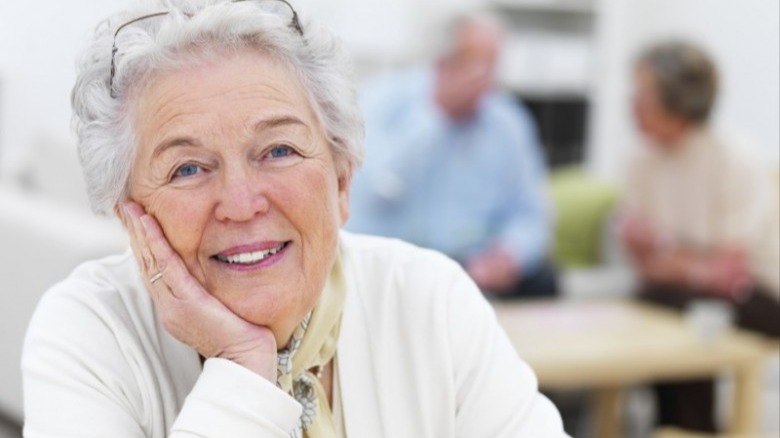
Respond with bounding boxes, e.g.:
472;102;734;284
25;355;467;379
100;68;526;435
624;129;780;299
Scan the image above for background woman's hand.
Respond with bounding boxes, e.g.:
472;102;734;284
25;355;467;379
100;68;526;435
121;202;278;380
699;248;753;301
617;213;660;260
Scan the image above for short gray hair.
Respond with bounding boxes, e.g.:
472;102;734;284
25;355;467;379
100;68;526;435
636;40;718;125
72;0;364;215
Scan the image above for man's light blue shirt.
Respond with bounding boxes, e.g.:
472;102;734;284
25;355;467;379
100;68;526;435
347;69;552;272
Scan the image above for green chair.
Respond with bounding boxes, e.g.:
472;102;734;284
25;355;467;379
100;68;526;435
549;166;619;269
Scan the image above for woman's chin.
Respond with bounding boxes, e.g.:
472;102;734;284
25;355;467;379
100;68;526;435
218;292;301;342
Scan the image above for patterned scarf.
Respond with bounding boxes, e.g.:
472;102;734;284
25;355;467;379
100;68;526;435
276;253;345;438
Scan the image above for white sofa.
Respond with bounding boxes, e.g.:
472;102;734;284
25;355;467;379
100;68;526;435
0;137;127;421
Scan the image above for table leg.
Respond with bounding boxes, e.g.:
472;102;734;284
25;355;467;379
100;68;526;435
595;387;622;438
729;361;761;434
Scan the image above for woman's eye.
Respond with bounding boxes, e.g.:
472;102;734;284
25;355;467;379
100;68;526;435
173;163;202;179
268;145;295;159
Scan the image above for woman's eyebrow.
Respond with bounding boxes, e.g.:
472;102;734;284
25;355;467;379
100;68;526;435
151;116;308;159
152;137;201;160
253;115;308;132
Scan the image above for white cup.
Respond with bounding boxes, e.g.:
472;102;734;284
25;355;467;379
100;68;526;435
686;299;734;344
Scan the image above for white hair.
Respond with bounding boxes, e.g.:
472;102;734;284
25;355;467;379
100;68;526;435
72;0;364;215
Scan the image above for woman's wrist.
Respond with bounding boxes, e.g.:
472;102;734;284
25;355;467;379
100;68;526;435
222;349;277;382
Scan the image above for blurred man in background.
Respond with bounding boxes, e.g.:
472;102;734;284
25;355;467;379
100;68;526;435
347;14;557;298
620;40;780;432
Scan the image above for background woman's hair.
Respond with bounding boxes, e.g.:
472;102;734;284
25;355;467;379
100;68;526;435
636;40;719;125
72;0;364;215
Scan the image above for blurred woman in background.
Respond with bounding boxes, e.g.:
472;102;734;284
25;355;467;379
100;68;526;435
620;40;780;432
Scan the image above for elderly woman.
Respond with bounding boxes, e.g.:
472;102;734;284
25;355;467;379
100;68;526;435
620;41;780;432
21;1;567;436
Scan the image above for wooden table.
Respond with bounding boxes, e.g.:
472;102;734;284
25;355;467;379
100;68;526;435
653;426;778;438
493;299;775;438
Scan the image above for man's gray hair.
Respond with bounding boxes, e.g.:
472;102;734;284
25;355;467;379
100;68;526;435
72;0;364;215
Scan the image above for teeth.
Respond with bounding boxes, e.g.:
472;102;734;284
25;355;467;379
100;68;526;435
217;243;285;264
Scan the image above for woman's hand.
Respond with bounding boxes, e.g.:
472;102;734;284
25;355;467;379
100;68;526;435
617;213;660;260
695;248;753;301
120;201;278;381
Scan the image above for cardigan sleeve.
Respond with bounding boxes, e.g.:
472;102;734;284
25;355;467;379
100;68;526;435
171;359;302;437
445;268;569;437
22;284;301;438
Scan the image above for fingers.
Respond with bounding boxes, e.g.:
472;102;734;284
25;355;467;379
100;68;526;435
137;211;170;275
120;202;155;275
120;202;169;308
122;203;212;340
121;201;186;296
138;213;197;299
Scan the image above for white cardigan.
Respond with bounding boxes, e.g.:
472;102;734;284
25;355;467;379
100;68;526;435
22;232;567;437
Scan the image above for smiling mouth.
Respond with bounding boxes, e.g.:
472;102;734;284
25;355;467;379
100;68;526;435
213;241;290;265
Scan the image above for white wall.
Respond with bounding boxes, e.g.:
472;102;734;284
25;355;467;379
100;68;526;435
0;1;127;177
299;0;480;80
588;0;780;182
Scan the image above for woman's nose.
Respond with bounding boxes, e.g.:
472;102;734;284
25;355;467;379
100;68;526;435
214;169;270;222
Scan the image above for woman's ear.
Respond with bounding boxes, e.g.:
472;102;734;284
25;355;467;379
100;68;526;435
337;170;352;226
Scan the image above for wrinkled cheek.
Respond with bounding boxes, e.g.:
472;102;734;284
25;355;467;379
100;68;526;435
300;195;341;296
314;211;341;283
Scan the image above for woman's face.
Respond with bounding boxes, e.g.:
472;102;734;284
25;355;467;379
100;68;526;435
632;64;688;147
128;49;350;346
